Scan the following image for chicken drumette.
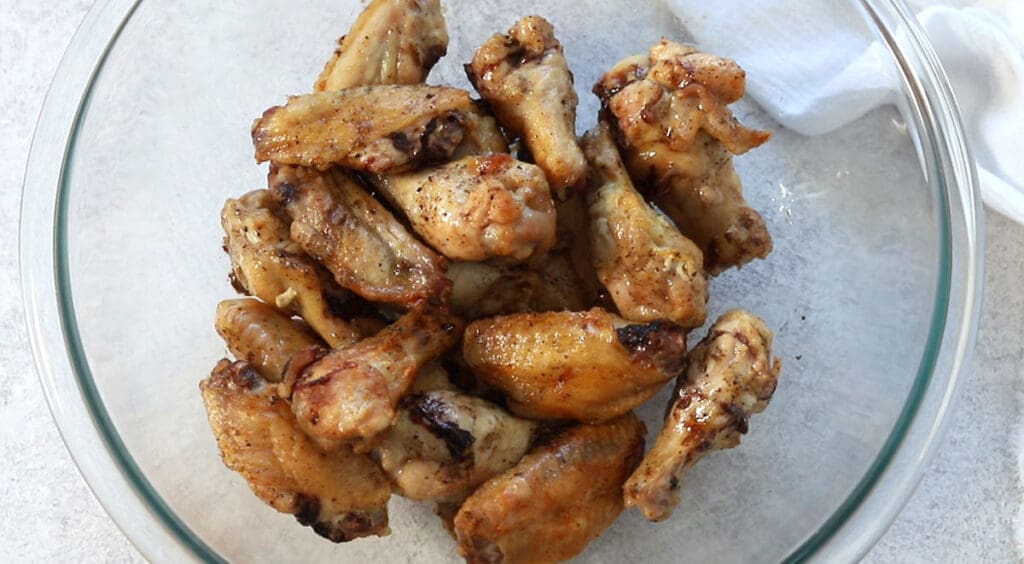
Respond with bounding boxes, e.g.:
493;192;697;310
466;16;586;198
624;310;781;521
583;121;708;329
314;0;448;92
594;40;772;273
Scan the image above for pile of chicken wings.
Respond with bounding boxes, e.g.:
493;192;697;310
201;1;782;561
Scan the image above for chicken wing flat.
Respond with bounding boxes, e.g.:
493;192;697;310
583;122;708;329
221;190;360;347
463;308;687;422
286;302;463;441
447;261;540;320
594;40;772;273
314;0;448;92
374;390;537;502
454;413;645;564
253;85;473;173
215;299;323;383
270;165;449;306
528;251;591;312
200;359;391;542
624;310;781;521
466;16;586;197
370;154;556;262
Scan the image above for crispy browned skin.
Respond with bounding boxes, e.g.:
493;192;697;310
287;302;463;441
221;190;360;347
270;165;449;306
253;85;473;173
370;154;556;263
528;251;591;313
463;308;687;422
200;359;391;542
314;0;448;92
583;122;708;329
454;414;645;563
624;310;780;521
594;40;772;273
467;16;586;198
374;390;537;502
215;299;323;383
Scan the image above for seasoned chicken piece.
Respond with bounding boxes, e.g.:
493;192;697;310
314;0;448;92
215;299;322;383
624;310;781;521
285;302;463;441
594;40;772;273
454;413;645;564
447;261;540;319
253;85;473;173
450;105;511;159
370;154;556;262
463;308;687;422
270;165;449;306
374;390;537;502
221;190;360;347
583;122;708;329
200;359;391;542
408;359;458;394
466;16;586;197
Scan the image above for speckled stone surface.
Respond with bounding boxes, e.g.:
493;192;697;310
1;1;1020;562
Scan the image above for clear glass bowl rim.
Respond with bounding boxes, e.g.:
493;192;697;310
19;0;984;561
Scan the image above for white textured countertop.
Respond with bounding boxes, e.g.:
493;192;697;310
1;2;1020;562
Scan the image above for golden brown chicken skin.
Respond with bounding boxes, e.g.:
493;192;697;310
451;104;511;159
594;40;772;274
221;190;360;347
462;308;687;422
253;85;473;173
454;414;645;564
466;16;586;198
314;0;448;92
285;302;463;442
270;165;449;307
370;154;556;263
200;359;391;542
583;122;708;329
624;310;781;521
374;390;537;502
215;298;323;383
447;261;541;320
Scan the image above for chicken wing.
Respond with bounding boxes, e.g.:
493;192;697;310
285;302;463;441
200;359;391;542
270;165;449;306
454;413;645;564
624;310;781;521
463;308;687;422
594;40;772;273
447;261;540;319
253;85;473;173
314;0;448;92
374;390;537;502
466;16;586;197
369;154;556;262
215;299;323;383
528;251;591;312
221;190;360;347
583;122;708;329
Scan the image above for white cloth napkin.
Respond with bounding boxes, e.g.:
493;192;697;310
666;0;1024;223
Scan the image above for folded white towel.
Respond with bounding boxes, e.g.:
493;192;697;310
666;0;1024;223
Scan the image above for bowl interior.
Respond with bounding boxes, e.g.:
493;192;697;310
60;0;940;561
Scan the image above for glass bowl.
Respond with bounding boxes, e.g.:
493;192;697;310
21;0;982;561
